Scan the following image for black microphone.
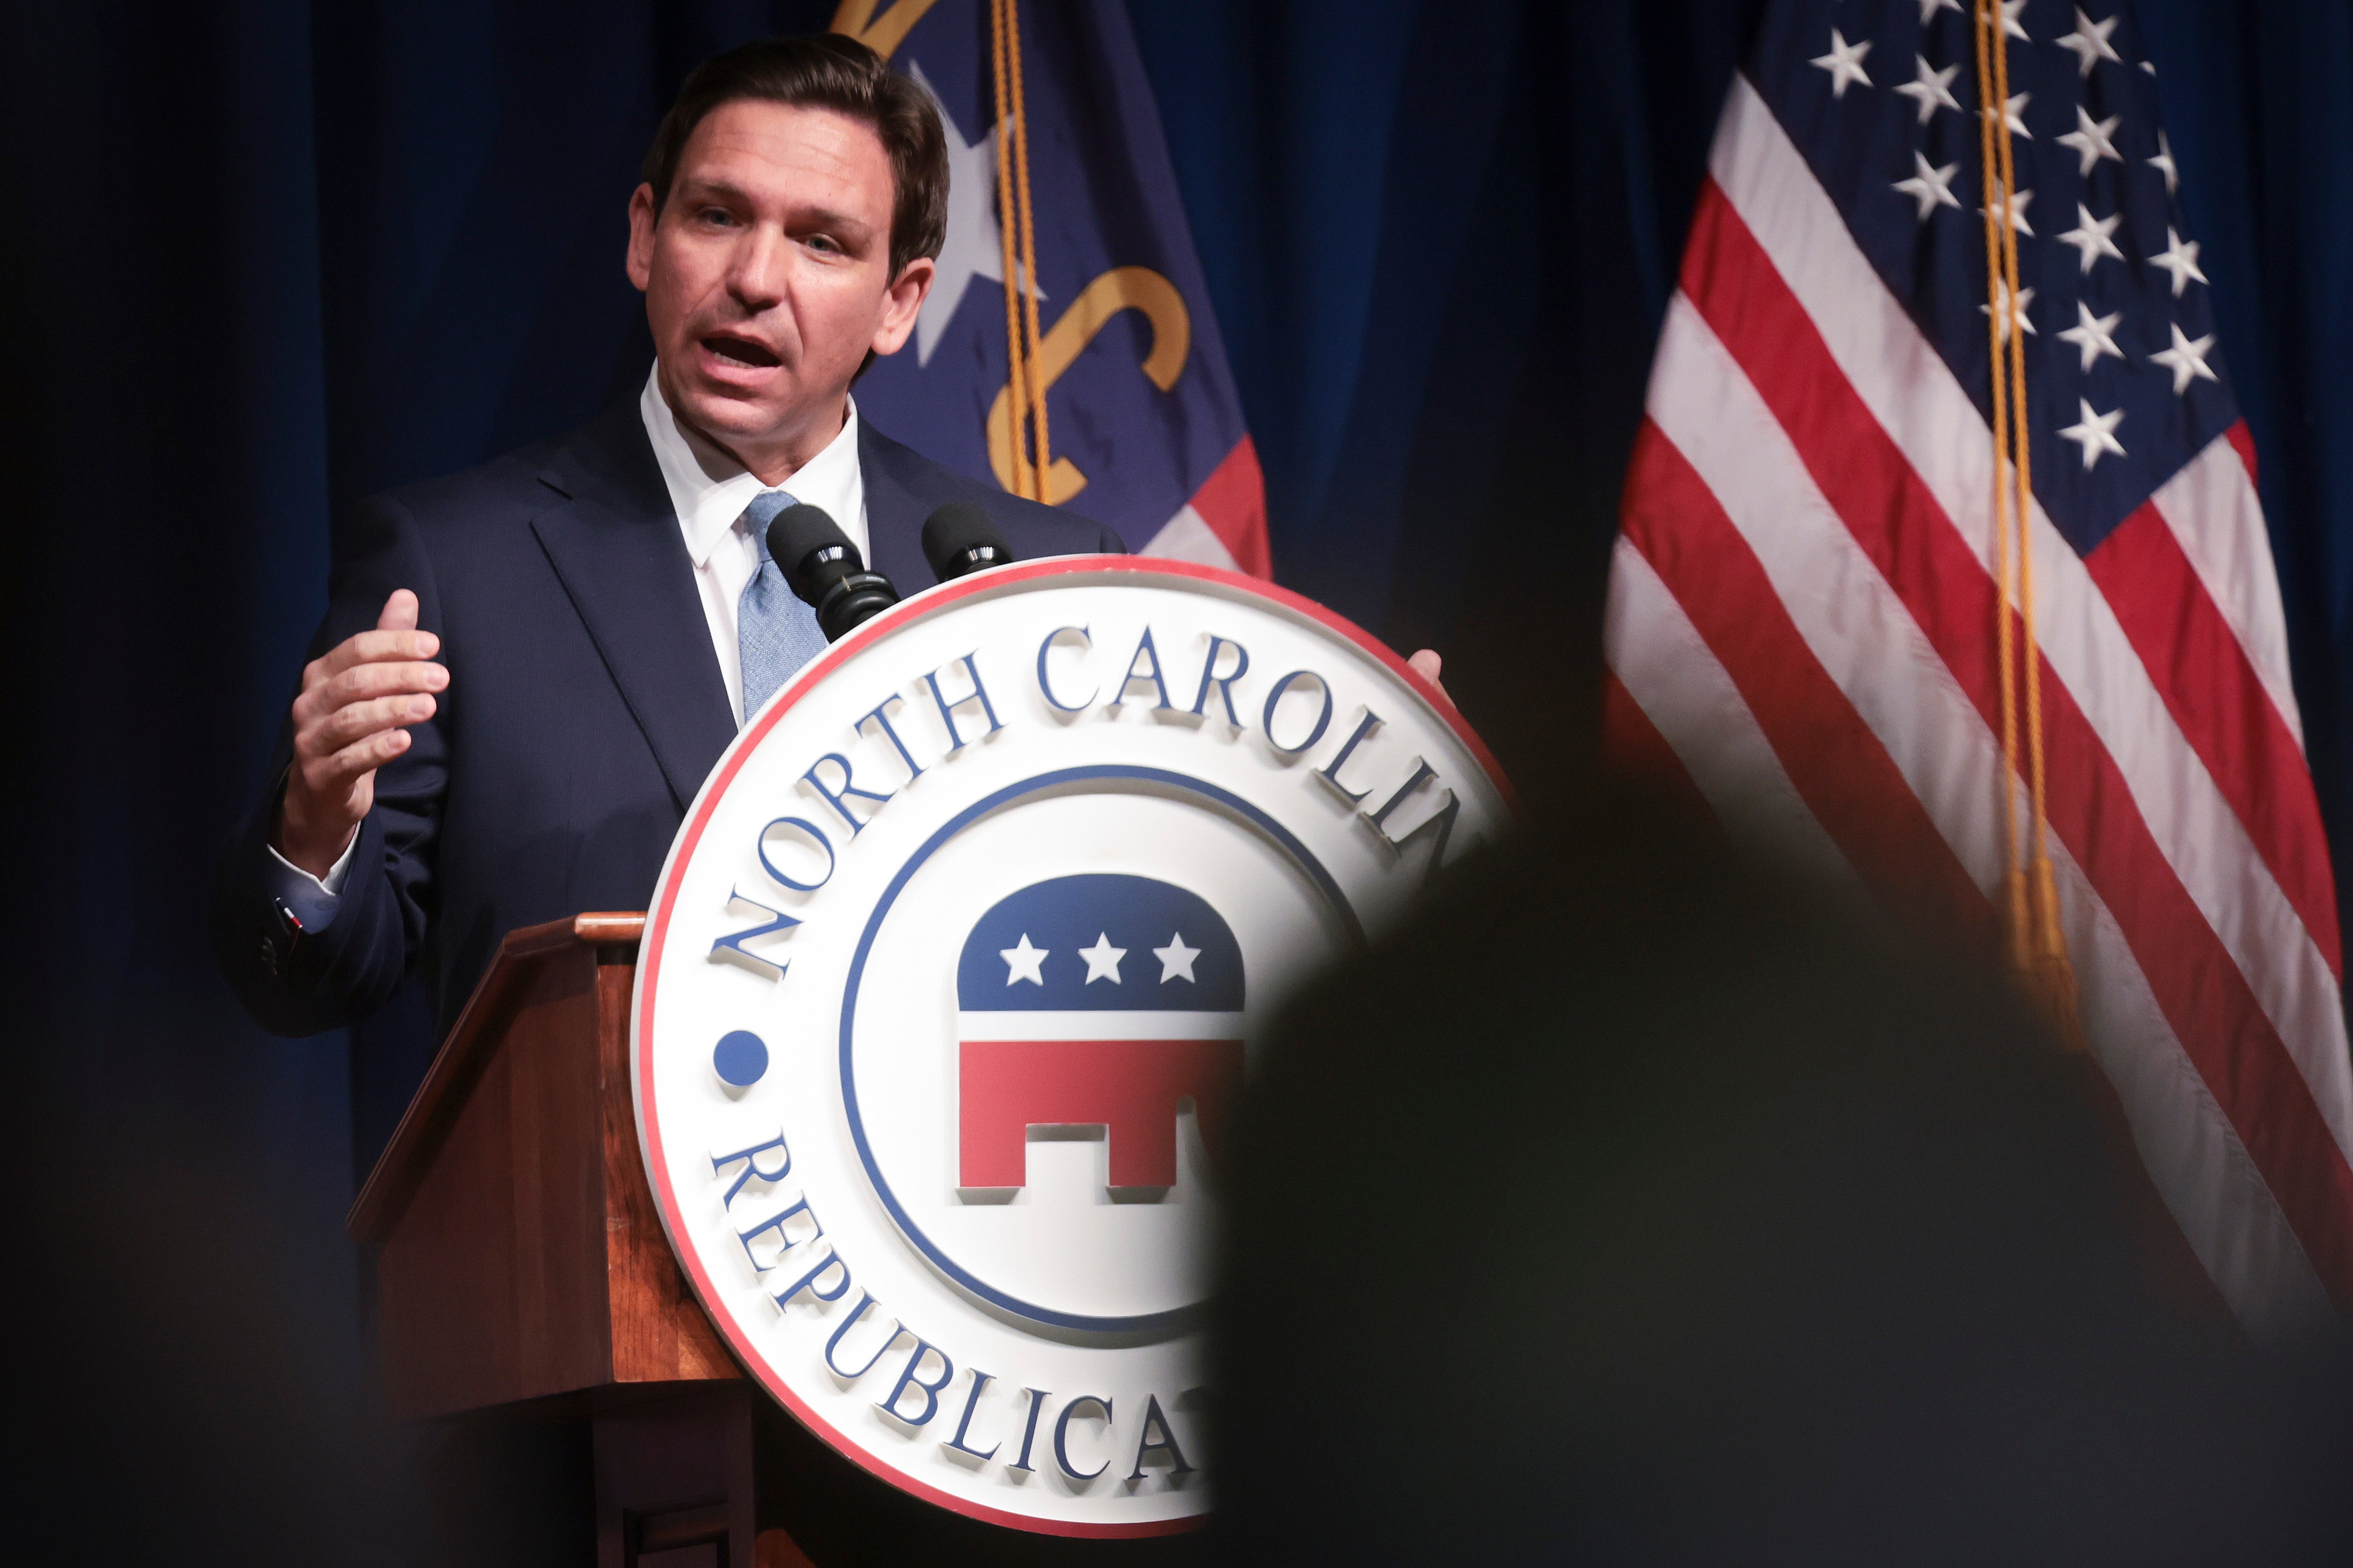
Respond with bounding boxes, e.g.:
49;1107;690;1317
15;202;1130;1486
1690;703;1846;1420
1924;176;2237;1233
921;502;1016;582
765;503;899;641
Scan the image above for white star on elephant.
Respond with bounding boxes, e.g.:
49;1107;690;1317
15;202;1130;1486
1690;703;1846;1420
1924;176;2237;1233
1000;933;1048;986
1153;933;1201;983
1080;933;1127;984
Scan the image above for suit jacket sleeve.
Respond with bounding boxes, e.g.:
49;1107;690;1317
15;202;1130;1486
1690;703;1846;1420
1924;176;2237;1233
211;493;448;1036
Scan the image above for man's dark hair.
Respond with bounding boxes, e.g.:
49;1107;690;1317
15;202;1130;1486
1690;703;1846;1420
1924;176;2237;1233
641;33;948;281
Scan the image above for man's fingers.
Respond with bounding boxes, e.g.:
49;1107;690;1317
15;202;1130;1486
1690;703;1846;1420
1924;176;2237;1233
1406;648;1452;702
311;590;438;679
345;626;439;664
291;658;446;727
297;725;412;798
317;625;442;676
304;691;437;752
319;657;447;710
280;591;429;861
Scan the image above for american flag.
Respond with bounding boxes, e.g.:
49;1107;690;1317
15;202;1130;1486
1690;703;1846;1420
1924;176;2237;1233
1603;0;2352;1335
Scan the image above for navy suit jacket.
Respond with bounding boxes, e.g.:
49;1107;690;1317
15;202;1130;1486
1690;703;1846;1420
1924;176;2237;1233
214;400;1121;1037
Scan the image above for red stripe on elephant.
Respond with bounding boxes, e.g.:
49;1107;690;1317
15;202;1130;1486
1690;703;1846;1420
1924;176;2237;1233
959;1039;1243;1188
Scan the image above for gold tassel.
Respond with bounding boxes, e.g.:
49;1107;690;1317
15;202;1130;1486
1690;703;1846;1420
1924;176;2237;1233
2026;859;2089;1053
2001;867;2033;977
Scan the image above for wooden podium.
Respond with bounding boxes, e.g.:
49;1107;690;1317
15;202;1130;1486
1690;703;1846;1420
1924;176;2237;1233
347;913;1193;1567
347;912;792;1567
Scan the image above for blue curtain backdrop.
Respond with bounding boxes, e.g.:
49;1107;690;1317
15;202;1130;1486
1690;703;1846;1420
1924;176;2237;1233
5;0;2347;1556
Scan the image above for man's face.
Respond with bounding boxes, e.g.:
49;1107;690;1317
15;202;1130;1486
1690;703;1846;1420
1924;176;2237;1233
627;99;932;471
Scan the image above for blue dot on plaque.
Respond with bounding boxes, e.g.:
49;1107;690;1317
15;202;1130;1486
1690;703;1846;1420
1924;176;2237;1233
713;1030;769;1088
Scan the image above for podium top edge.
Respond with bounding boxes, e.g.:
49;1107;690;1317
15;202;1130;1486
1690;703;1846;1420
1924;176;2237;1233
346;910;645;1242
573;911;646;944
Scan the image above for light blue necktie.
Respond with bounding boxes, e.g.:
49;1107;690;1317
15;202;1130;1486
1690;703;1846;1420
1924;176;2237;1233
736;489;830;722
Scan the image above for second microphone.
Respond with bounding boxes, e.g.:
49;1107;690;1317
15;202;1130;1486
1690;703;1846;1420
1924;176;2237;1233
768;501;1023;642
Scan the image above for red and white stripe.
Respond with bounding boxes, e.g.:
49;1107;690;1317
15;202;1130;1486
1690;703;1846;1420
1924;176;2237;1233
1143;435;1272;578
1606;72;2350;1335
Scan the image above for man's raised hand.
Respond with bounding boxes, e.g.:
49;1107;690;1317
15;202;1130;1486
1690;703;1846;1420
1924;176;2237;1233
274;590;446;879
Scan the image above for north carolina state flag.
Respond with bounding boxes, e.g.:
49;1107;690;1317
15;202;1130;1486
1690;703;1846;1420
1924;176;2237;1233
841;0;1271;577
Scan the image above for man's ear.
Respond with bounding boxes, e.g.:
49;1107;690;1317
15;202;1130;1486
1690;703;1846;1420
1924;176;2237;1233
868;256;937;358
625;183;658;294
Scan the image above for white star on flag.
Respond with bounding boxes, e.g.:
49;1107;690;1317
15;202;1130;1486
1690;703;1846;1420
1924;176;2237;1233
906;62;1045;366
1895;56;1961;124
2149;128;2179;195
2056;7;2122;76
2150;322;2220;395
1918;0;1961;23
2058;301;2125;372
1979;279;2036;344
1152;933;1201;983
1079;933;1127;984
2057;203;2124;273
1980;180;2034;236
1894;152;1962;221
2060;398;2128;469
2152;226;2208;296
1982;91;2032;140
2057;105;2124;178
1810;29;1873;98
1000;933;1048;986
1998;0;2031;41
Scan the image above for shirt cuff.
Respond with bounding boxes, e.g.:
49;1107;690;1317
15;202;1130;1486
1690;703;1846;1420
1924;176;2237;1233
265;829;358;932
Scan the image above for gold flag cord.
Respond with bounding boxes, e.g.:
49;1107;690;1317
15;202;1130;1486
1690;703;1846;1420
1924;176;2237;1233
1970;3;2025;963
989;0;1051;501
1974;3;2087;1050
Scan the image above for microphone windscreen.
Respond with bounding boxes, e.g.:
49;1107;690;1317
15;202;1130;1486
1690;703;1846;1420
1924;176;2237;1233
766;503;856;584
921;502;1013;581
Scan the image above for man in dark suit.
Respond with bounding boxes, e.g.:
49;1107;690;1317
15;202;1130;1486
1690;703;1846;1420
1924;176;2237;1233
214;34;1117;1037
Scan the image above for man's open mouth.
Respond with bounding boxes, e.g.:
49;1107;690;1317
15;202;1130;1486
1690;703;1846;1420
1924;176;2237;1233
703;334;781;369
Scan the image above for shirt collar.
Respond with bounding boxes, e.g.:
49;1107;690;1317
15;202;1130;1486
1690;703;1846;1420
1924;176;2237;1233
638;367;866;567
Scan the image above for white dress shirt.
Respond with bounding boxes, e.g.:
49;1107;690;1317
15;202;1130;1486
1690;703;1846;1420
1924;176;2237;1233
638;366;870;726
269;369;868;917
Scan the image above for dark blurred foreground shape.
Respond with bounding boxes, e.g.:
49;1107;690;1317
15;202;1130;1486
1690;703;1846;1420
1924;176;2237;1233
1209;781;2353;1566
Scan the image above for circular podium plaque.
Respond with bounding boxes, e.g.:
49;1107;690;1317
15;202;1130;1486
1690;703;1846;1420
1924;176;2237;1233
634;557;1511;1535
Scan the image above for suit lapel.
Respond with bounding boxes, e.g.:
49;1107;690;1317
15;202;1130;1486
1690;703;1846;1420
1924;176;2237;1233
527;410;949;811
859;419;939;594
530;403;737;810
